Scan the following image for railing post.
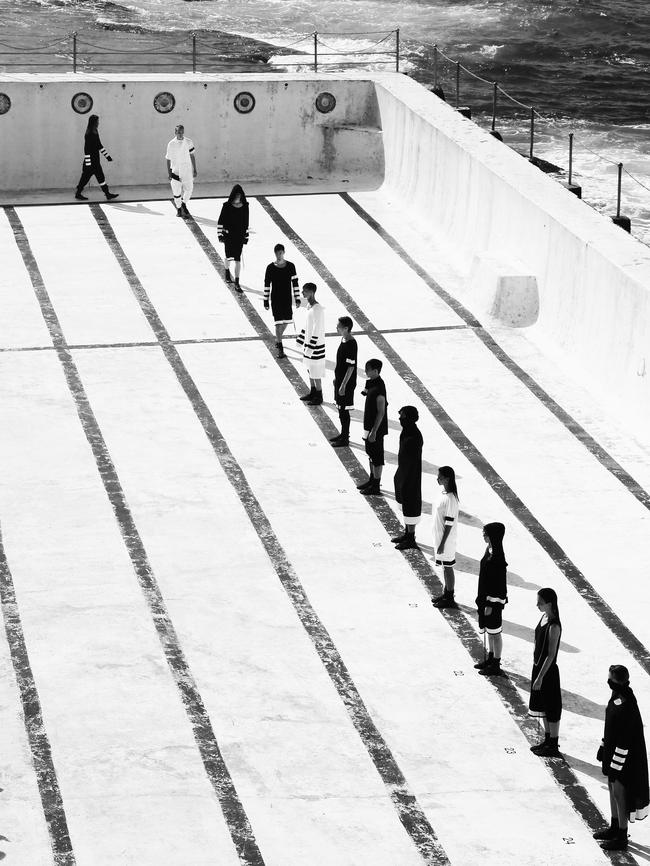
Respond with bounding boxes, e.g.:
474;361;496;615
455;60;460;109
433;44;438;88
491;81;497;131
616;162;622;219
192;33;196;73
568;132;574;185
313;31;318;73
529;106;535;161
72;31;77;73
395;27;400;73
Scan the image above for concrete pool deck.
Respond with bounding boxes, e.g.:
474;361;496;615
1;191;650;865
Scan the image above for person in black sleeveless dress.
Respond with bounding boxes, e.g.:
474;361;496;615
529;587;562;756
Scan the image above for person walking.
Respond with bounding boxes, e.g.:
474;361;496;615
165;124;197;219
74;114;119;201
330;316;357;447
529;588;562;757
431;466;459;608
357;359;388;497
593;664;649;852
217;184;249;291
264;244;300;358
474;522;508;676
296;282;326;405
391;406;423;549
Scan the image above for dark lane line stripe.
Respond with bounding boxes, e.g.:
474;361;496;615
0;324;469;356
0;527;76;865
4;208;265;866
341;192;650;513
178;205;637;864
93;205;449;866
261;196;650;676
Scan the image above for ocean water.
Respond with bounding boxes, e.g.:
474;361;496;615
2;0;649;243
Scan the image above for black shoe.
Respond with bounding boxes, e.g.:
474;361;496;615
357;478;373;490
433;592;456;608
536;741;561;758
332;437;349;448
181;203;190;217
329;433;343;442
478;659;503;676
530;737;549;754
234;278;242;293
276;342;285;359
474;653;493;670
307;392;323;406
395;535;418;550
224;270;232;283
360;480;382;496
600;830;628;851
75;191;88;201
391;532;407;544
300;390;315;402
105;192;119;200
176;208;184;217
593;823;619;841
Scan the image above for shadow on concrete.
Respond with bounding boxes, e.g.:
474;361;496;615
106;201;166;217
457;603;581;653
560;753;608;784
628;841;650;862
507;669;605;720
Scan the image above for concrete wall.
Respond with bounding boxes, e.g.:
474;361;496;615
0;74;384;191
375;74;650;436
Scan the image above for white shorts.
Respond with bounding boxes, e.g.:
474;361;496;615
170;175;193;204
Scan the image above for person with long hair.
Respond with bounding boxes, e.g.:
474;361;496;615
474;522;508;676
431;466;459;608
74;114;119;201
217;184;249;291
593;664;649;852
529;588;562;756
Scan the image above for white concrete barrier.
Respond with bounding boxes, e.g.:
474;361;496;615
0;73;384;193
465;252;539;326
374;74;650;437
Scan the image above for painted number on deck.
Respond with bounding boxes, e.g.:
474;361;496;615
563;838;575;845
504;747;516;754
453;671;464;677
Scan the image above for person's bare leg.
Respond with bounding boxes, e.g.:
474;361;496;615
313;377;322;393
488;634;503;659
372;464;383;480
612;780;628;830
234;260;241;279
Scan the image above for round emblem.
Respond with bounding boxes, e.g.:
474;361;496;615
315;92;336;114
0;94;11;115
71;92;93;114
153;92;175;114
234;92;255;114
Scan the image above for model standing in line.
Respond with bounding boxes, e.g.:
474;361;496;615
330;316;357;447
165;124;197;218
431;466;459;608
474;522;508;676
529;587;562;757
357;359;388;497
264;244;300;358
391;406;423;549
74;114;119;201
217;184;249;291
296;282;325;404
593;665;649;852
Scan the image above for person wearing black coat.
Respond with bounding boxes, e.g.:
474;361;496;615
74;114;119;201
593;665;650;852
217;184;249;291
474;522;508;677
391;406;423;550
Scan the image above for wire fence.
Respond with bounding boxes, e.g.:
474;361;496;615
0;30;647;234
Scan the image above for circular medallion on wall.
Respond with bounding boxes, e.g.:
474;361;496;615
0;93;11;115
234;91;255;114
153;91;175;114
71;92;93;114
315;92;336;114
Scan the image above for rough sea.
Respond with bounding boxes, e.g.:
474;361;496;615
2;0;649;243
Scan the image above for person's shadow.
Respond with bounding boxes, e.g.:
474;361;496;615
627;841;650;862
506;669;604;720
107;201;166;217
457;603;582;654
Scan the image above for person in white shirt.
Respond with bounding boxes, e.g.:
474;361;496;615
165;125;197;218
296;282;325;405
431;465;459;609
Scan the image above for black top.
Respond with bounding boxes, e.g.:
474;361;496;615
334;338;358;390
363;376;388;435
84;131;107;162
218;202;250;242
393;423;423;516
476;552;508;607
602;687;650;807
264;261;298;295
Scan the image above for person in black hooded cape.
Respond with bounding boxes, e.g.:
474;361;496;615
593;664;650;852
217;184;249;291
391;406;423;550
474;522;508;677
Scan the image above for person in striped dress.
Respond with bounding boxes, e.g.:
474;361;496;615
296;282;325;405
263;244;300;358
74;114;119;201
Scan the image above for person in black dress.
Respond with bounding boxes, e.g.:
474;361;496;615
264;244;300;358
529;587;562;756
217;184;249;291
593;664;649;852
75;114;119;201
329;316;357;447
390;406;423;550
474;522;508;676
